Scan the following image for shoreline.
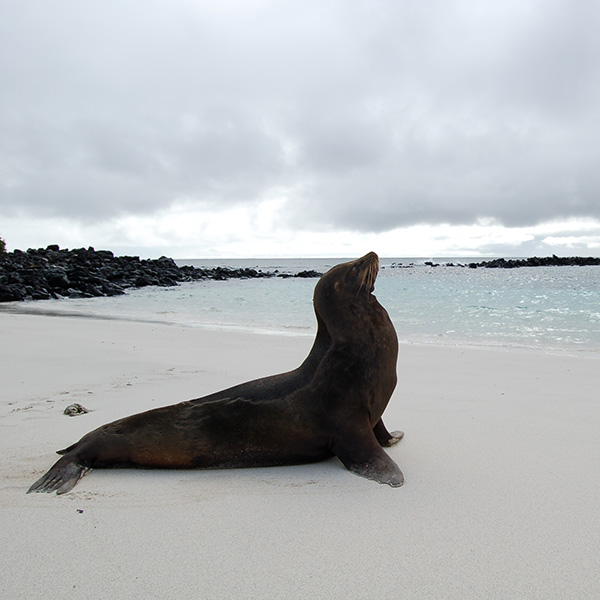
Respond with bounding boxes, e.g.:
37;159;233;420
3;255;599;353
2;301;599;357
2;311;600;598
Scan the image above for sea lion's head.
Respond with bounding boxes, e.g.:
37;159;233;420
313;252;382;336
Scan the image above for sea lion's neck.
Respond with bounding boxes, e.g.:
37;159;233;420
297;314;331;374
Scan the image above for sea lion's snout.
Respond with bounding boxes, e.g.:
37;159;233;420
354;252;379;295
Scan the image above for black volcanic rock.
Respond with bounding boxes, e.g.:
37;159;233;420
0;283;27;301
467;255;600;269
294;270;323;278
0;245;323;303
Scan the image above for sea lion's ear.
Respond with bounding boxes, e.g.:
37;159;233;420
334;281;342;292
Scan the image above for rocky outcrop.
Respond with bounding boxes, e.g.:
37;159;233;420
0;245;322;302
467;255;600;269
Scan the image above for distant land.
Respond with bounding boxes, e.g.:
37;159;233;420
423;255;600;269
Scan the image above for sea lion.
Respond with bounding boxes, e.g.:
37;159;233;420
28;252;404;495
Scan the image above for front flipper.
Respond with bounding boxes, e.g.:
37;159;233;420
333;427;404;487
373;418;404;447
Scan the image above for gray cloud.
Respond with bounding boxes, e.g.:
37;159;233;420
2;0;600;234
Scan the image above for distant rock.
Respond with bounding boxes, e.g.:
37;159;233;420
294;270;323;278
466;255;600;269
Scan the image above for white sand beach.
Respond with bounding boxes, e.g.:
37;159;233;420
1;311;599;599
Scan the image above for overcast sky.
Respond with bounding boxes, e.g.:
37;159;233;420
2;0;600;258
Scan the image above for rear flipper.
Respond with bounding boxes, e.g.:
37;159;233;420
27;456;90;495
334;428;404;487
373;418;404;447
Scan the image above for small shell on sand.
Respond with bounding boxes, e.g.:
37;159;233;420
63;403;89;417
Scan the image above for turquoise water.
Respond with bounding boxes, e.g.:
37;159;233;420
4;258;600;353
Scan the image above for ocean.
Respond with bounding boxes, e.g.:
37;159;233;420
4;257;600;354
